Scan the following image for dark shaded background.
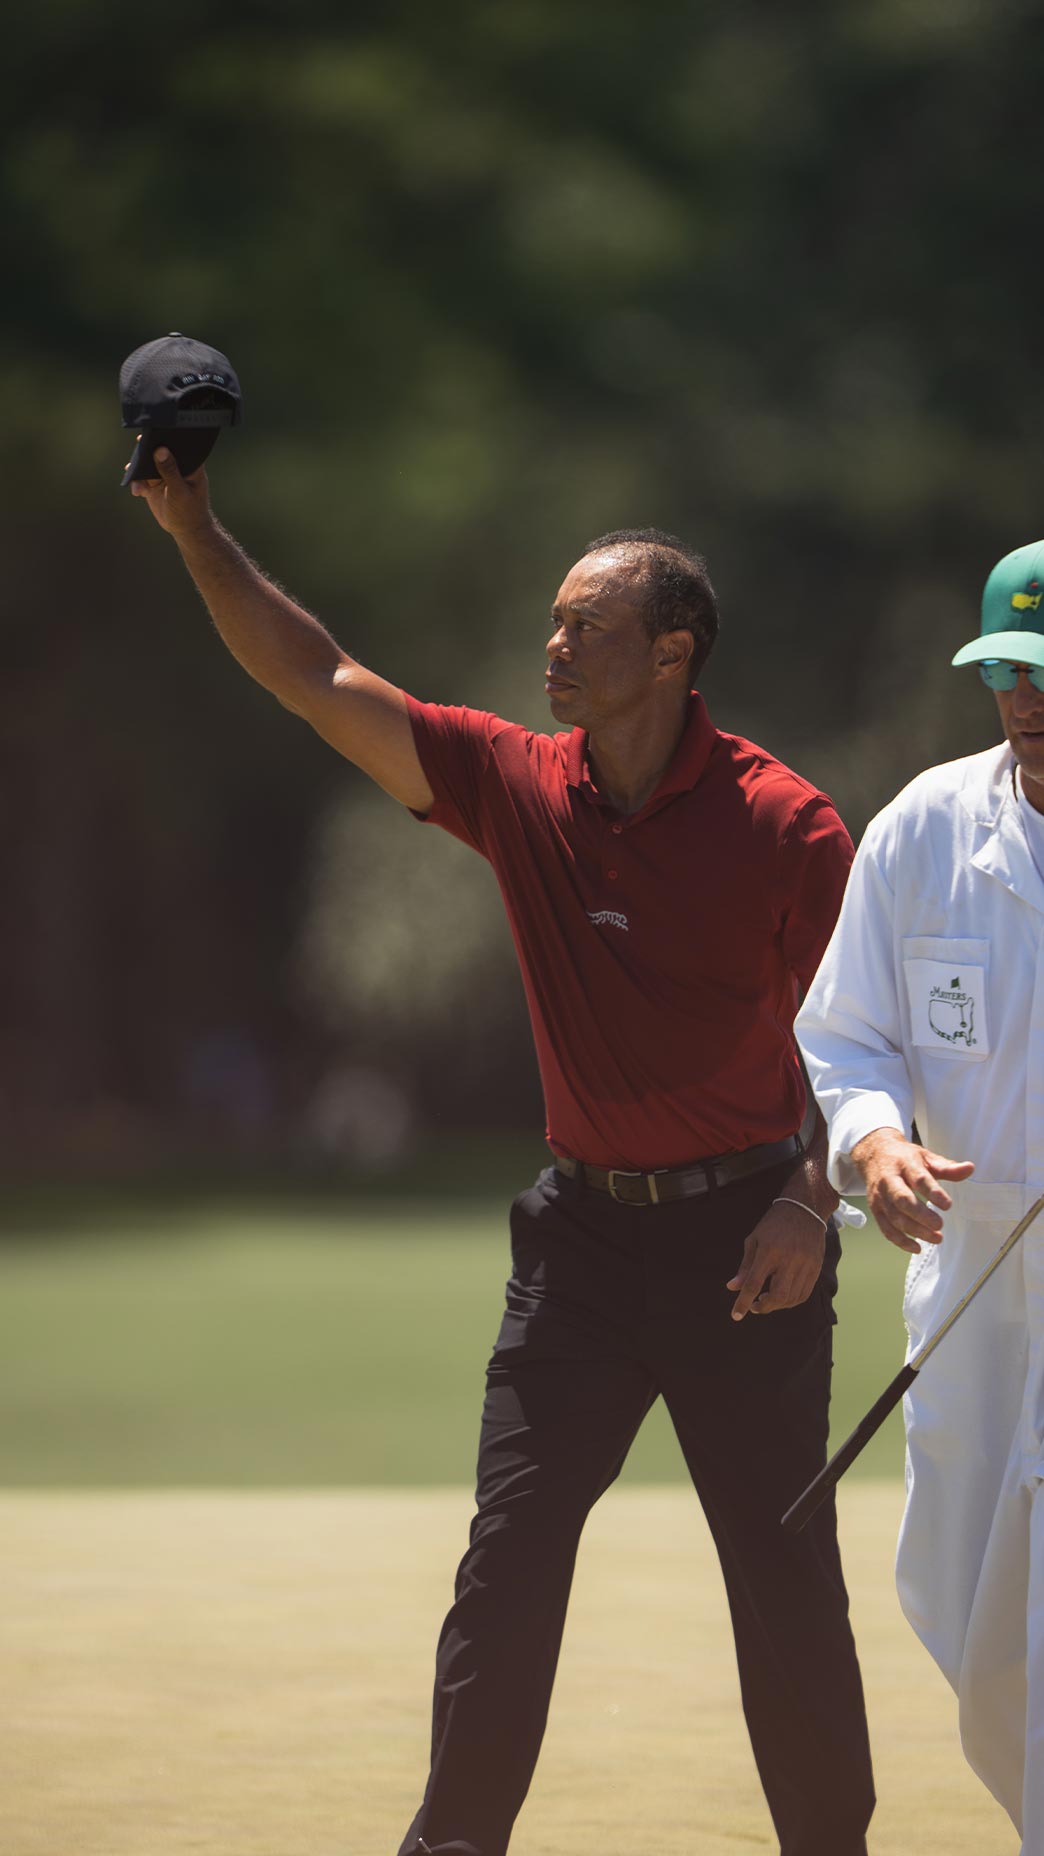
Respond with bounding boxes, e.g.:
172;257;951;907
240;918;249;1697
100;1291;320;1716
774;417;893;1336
4;0;1038;1173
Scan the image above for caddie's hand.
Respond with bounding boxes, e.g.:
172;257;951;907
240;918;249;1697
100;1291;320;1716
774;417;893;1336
129;446;212;541
851;1127;974;1255
727;1199;827;1321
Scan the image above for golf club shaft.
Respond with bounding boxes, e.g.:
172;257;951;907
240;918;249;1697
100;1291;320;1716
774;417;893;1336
781;1189;1044;1536
780;1363;917;1534
908;1187;1044;1370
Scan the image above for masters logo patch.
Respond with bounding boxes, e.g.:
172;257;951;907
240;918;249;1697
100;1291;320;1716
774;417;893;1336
927;976;977;1047
902;953;989;1061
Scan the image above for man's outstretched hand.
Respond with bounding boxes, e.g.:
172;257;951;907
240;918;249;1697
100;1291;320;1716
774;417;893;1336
851;1127;974;1254
130;447;212;543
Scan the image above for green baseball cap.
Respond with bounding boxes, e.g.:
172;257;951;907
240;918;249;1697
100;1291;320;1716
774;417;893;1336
952;540;1044;671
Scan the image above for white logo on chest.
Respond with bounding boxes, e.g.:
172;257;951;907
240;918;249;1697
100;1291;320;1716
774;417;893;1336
928;976;976;1047
902;951;989;1060
587;909;629;932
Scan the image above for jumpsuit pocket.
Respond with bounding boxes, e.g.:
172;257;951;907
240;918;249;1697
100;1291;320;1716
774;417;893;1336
901;1244;938;1354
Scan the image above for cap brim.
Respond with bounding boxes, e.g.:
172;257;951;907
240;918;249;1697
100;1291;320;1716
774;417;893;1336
120;425;221;488
952;631;1044;670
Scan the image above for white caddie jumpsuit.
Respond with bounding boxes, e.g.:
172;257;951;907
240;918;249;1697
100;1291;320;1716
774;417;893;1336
795;742;1044;1851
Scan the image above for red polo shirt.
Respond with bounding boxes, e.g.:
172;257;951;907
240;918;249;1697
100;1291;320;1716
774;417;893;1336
406;691;852;1170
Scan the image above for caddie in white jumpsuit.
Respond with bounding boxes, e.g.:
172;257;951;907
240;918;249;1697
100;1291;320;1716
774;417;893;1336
796;541;1044;1852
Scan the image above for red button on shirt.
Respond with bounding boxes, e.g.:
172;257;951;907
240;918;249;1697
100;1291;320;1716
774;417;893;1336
406;691;852;1170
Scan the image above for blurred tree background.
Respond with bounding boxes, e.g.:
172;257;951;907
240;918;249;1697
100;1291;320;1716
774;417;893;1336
3;0;1039;1172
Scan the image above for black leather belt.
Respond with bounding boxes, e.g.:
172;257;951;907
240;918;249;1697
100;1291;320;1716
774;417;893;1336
552;1131;805;1208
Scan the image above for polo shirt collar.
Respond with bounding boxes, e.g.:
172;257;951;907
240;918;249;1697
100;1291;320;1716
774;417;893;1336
565;692;717;808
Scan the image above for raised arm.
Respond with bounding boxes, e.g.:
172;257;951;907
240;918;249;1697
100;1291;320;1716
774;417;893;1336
132;448;434;812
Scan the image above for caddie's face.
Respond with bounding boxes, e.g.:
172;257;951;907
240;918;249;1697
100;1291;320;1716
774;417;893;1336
993;668;1044;812
545;550;665;730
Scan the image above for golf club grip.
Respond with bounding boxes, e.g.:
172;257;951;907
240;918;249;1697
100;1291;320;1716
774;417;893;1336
780;1362;919;1535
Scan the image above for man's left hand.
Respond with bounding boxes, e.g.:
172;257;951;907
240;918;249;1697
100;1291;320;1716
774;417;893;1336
726;1198;827;1321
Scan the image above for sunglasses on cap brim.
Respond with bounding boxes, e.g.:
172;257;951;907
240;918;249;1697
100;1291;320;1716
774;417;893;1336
978;659;1044;692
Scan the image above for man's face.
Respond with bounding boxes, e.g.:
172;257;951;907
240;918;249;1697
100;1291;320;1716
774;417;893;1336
545;550;668;730
994;667;1044;809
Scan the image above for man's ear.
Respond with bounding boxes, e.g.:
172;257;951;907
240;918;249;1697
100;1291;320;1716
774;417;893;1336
654;629;695;679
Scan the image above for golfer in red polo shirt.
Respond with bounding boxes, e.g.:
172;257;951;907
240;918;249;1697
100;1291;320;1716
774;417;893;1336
134;451;875;1856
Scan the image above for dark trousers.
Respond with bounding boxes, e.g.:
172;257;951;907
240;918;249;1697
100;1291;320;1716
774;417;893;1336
399;1163;875;1856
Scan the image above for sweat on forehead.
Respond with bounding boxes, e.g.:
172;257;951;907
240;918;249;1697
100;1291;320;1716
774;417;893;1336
576;544;662;594
592;539;665;566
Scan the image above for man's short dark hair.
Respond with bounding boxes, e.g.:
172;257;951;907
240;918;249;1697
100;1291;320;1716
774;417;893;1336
582;528;719;678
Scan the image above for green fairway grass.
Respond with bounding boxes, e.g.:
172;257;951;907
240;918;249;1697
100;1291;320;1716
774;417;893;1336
0;1188;910;1486
0;1486;1016;1855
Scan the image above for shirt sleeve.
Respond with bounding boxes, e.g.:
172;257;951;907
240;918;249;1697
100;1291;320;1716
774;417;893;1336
404;694;512;857
795;807;916;1195
777;793;855;994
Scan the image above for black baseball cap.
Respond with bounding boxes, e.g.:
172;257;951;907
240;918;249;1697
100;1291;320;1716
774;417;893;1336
120;332;242;488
